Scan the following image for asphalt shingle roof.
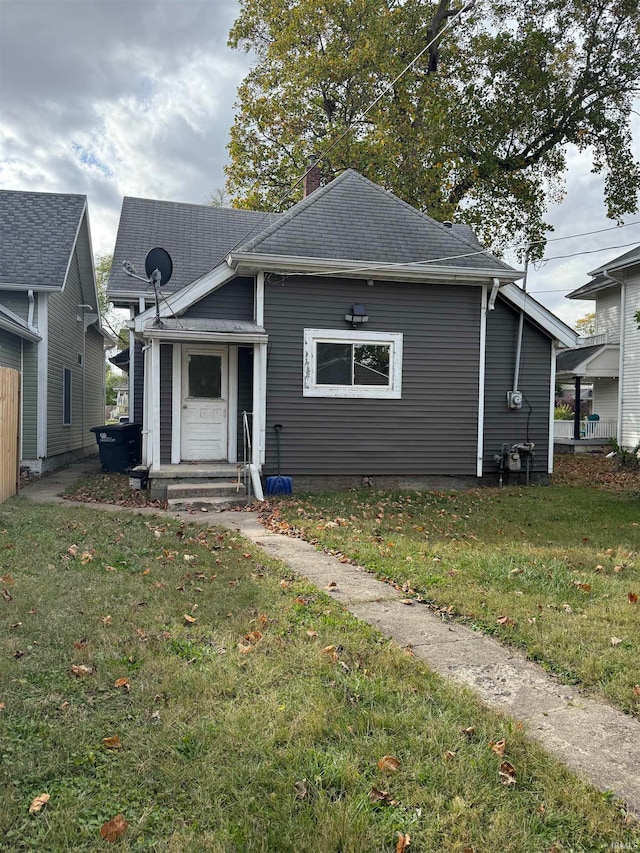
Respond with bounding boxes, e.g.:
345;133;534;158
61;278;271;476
0;190;86;289
108;198;280;296
556;345;605;372
237;170;515;274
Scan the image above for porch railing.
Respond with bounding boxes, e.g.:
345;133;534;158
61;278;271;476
554;419;617;440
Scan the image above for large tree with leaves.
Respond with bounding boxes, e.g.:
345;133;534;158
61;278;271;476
226;0;640;254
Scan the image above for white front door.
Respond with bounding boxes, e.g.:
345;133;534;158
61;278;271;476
181;346;228;461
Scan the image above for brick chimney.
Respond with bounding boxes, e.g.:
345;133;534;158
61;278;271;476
303;158;322;197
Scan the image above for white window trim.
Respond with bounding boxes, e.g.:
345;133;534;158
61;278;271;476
303;329;403;399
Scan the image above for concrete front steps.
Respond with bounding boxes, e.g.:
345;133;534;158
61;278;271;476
147;463;249;511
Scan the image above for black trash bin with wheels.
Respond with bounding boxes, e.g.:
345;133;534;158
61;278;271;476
90;423;142;473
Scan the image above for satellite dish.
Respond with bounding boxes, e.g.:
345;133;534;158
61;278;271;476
145;247;173;286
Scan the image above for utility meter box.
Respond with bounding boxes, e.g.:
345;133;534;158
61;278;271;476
507;390;523;409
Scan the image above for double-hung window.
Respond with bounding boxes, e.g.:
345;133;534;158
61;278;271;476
303;329;403;399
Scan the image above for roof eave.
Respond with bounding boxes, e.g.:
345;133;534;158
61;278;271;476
500;283;577;348
0;315;41;342
227;251;521;284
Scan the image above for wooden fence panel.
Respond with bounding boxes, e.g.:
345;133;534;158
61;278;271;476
0;367;20;503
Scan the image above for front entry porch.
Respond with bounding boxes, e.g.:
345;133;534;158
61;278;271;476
139;319;268;498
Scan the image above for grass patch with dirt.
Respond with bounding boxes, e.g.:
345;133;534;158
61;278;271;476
0;499;637;851
265;459;640;718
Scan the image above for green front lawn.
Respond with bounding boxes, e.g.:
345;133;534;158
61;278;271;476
0;500;637;850
266;459;640;717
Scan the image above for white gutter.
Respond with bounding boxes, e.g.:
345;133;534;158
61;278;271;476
617;282;625;445
227;251;523;285
548;343;557;474
477;284;487;477
27;289;35;329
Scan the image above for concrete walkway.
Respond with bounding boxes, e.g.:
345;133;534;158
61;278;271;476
18;462;640;817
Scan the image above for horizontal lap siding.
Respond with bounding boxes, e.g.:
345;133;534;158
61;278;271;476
483;297;551;473
84;327;105;447
182;276;254;320
237;346;253;460
160;344;172;464
0;293;30;323
47;251;86;455
0;330;21;372
264;276;481;476
22;342;37;457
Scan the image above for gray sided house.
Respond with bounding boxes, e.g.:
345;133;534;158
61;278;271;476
107;169;576;498
0;190;110;473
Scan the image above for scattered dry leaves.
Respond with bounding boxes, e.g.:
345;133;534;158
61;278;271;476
70;664;93;677
499;760;517;786
100;814;129;842
396;832;411;852
489;739;506;756
102;735;123;749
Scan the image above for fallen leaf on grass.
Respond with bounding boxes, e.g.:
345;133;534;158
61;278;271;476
0;702;5;711
499;760;516;786
67;545;78;557
80;551;94;565
141;568;150;576
73;639;87;649
306;630;318;638
101;615;112;626
634;685;640;697
496;616;516;627
369;787;397;804
243;630;263;644
573;582;591;592
114;678;129;689
444;750;457;761
0;573;14;585
70;665;94;677
294;780;308;799
628;592;638;604
2;589;13;602
237;643;254;654
377;755;401;773
102;735;123;749
100;814;129;842
183;614;196;624
611;636;623;647
460;726;476;737
396;832;411;852
29;793;50;814
489;739;506;756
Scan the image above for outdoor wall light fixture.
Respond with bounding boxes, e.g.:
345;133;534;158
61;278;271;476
345;304;369;328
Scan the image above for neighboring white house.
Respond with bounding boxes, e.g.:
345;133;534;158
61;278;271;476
557;245;640;449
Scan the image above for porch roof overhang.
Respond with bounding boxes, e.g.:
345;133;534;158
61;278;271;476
555;344;619;380
141;317;267;344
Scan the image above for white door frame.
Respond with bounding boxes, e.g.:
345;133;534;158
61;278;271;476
173;344;236;463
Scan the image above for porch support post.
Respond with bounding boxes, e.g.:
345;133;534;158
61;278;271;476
573;375;581;440
151;338;161;471
252;342;267;469
171;344;181;464
141;343;150;465
476;285;487;478
228;345;238;463
548;343;557;474
617;283;625;445
255;271;265;326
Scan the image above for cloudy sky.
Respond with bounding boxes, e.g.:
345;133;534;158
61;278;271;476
1;0;639;328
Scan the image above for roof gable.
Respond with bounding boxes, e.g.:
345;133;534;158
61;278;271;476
0;190;86;289
108;197;279;297
237;170;515;275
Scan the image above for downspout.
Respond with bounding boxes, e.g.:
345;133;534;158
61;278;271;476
513;246;530;395
477;284;488;477
616;278;625;446
27;290;35;330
